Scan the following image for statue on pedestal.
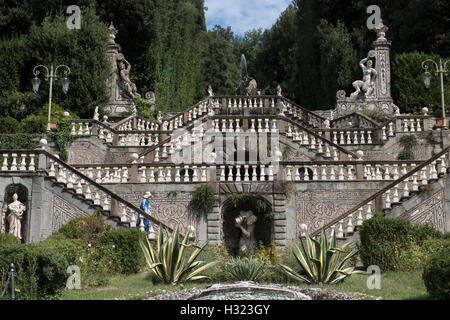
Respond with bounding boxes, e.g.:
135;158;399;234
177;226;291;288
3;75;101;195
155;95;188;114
235;210;257;253
7;193;25;240
350;51;378;100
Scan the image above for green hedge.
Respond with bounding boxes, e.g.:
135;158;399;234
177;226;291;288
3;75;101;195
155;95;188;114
97;228;147;274
422;246;450;300
0;233;21;245
359;214;444;271
0;244;68;300
0;133;40;149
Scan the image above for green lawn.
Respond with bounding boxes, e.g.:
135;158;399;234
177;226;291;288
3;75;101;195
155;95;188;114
293;271;429;300
61;272;200;300
61;271;429;300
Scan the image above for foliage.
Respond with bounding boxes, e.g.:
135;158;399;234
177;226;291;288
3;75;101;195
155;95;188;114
361;108;387;122
0;233;21;245
316;19;358;107
279;229;361;284
190;184;216;216
422;246;450;300
97;228;147;274
0;134;40;149
198;25;240;95
398;238;450;272
59;212;111;243
134;96;156;121
392;52;450;114
0;117;22;134
27;8;110;118
359;214;444;271
397;135;418;160
139;227;218;285
225;256;268;282
0;244;68;300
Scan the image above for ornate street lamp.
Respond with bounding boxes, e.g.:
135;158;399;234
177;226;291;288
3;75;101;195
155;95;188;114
32;64;71;131
422;59;450;128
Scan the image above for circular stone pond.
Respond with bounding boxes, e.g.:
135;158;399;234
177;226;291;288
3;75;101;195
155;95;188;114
146;281;378;300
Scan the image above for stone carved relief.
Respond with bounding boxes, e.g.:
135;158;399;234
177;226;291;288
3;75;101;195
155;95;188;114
120;192;194;234
295;190;375;234
52;194;90;233
402;190;446;233
68;141;107;165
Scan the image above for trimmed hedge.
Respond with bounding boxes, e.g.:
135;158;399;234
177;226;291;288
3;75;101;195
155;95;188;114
0;244;68;300
0;233;21;245
359;214;444;271
422;246;450;300
97;228;147;274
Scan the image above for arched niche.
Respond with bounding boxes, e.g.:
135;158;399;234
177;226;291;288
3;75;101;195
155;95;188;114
2;184;29;243
221;194;273;256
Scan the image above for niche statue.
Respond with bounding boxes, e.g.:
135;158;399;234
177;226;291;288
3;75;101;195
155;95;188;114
235;210;257;253
6;193;25;240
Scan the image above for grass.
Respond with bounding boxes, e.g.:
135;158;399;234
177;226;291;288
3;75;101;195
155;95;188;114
292;271;429;300
61;272;201;300
60;270;429;300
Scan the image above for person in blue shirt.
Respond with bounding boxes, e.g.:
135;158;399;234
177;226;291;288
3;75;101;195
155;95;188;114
137;191;152;234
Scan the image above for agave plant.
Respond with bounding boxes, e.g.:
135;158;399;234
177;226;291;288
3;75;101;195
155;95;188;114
226;256;267;282
279;229;362;284
139;227;218;285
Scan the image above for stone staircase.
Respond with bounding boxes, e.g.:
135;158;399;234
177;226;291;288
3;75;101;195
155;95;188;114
308;146;450;242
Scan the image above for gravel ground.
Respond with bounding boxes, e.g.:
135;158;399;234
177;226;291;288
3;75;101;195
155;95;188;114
145;282;381;300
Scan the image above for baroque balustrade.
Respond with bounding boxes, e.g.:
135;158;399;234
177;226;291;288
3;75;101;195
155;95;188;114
308;146;450;239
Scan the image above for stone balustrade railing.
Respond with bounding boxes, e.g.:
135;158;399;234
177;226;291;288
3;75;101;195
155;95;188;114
330;112;381;129
281;118;358;160
0;151;38;172
219;164;275;182
137;164;210;183
315;129;377;145
309;146;450;238
70;165;131;184
0;149;176;232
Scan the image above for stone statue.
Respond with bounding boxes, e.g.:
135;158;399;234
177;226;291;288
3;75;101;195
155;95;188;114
276;85;282;96
7;193;25;240
207;85;214;97
235;210;257;253
93;106;99;121
246;79;258;95
117;56;139;98
350;52;378;100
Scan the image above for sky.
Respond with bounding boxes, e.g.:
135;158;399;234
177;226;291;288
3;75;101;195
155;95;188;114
204;0;292;36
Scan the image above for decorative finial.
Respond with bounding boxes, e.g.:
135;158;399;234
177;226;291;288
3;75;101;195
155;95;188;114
374;20;388;42
108;22;118;44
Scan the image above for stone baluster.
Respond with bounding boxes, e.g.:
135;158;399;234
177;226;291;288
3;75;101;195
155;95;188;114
360;131;366;144
220;166;226;181
139;166;147;183
409;119;415;132
10;153;17;171
381;127;387;141
388;122;394;136
19;154;27;171
366;201;373;219
367;131;372;144
346;214;354;234
440;155;447;175
332;132;338;144
1;153;9;171
392;187;399;202
85;185;92;200
356;208;364;226
122;167;129;183
384;190;391;209
337;221;344;238
201;166;207;182
251;166;257;181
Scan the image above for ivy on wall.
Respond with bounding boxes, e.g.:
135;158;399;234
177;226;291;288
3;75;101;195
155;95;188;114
49;119;86;162
0;134;40;149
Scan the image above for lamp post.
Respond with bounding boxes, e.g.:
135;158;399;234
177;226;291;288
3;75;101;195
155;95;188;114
421;58;450;129
32;64;71;132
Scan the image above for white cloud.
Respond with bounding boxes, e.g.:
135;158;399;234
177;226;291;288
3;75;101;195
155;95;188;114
205;0;292;35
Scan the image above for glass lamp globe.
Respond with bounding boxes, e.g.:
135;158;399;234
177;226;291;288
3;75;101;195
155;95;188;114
422;71;432;89
31;77;41;93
